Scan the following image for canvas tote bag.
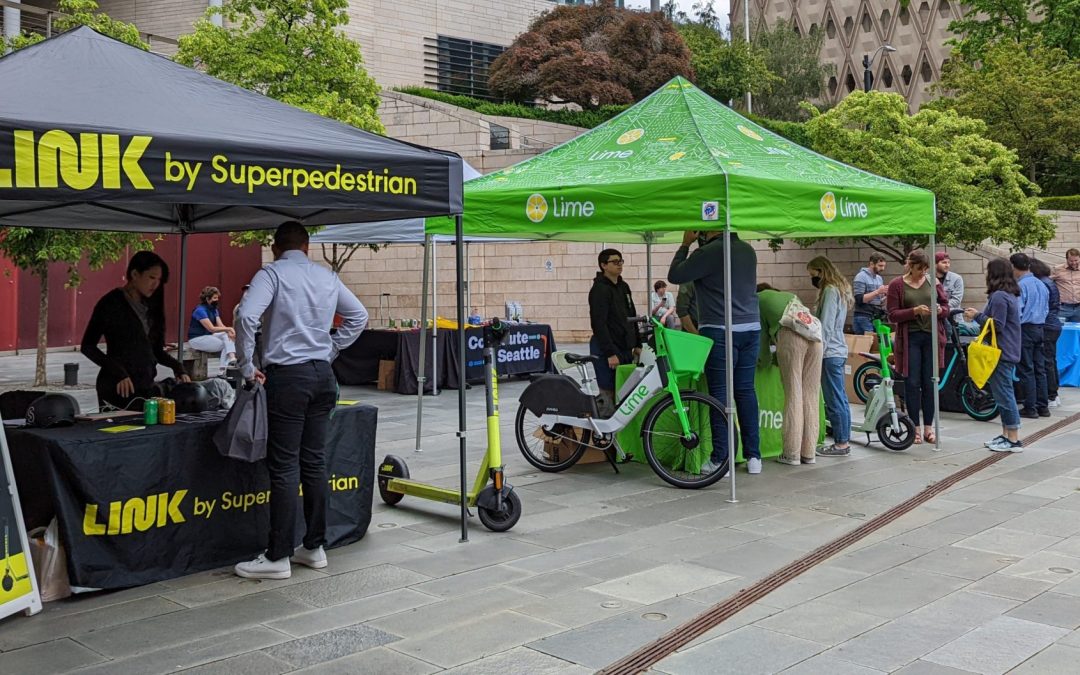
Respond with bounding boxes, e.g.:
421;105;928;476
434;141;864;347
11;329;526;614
779;297;823;343
968;319;1002;390
213;381;268;462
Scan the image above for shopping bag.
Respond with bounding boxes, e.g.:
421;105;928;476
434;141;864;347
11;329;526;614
968;319;1001;390
28;519;71;602
779;297;823;342
212;381;268;462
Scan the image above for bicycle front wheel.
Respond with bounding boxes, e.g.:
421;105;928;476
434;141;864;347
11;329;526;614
641;391;728;489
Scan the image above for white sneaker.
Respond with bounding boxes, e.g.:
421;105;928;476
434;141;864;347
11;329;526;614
700;460;729;478
1048;397;1061;408
988;437;1023;453
291;545;327;570
234;553;291;579
747;457;762;474
984;435;1006;448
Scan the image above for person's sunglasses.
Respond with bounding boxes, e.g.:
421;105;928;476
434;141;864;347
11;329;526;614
606;258;624;265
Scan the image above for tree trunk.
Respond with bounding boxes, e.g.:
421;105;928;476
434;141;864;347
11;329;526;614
34;266;49;387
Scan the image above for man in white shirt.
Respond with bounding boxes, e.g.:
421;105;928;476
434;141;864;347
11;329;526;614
233;222;368;579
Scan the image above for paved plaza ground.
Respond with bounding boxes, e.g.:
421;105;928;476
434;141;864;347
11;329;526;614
2;349;1080;674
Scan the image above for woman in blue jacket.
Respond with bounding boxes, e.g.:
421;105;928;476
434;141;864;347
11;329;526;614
965;258;1023;452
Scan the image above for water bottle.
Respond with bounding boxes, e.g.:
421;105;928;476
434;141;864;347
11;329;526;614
143;398;159;426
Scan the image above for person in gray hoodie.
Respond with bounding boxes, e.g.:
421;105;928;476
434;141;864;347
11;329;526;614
807;257;853;457
668;230;761;476
965;258;1023;452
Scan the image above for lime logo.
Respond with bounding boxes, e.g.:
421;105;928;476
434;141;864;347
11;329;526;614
617;128;644;145
820;192;837;222
737;125;763;141
526;193;594;222
820;191;868;222
526;193;548;223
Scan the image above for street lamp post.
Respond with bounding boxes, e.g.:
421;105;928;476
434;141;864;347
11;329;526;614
863;44;896;92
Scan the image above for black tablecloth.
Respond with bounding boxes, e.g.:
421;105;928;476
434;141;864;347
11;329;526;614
7;404;375;589
334;324;555;393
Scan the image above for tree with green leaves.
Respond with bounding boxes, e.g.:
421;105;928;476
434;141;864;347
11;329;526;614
176;0;384;250
1;0;151;387
800;91;1054;263
947;0;1079;60
749;19;833;121
677;22;776;103
931;38;1080;195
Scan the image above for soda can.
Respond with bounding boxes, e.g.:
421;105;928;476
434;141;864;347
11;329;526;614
144;398;159;425
161;398;176;425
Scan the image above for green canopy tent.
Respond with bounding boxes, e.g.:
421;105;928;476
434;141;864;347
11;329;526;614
430;77;939;509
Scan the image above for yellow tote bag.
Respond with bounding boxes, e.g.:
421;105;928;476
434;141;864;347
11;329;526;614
967;319;1001;389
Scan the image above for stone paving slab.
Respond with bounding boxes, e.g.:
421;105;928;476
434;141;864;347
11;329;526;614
3;353;1080;674
262;624;400;669
922;615;1068;674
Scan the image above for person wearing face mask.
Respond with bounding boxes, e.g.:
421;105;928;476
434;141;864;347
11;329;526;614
81;251;191;410
807;257;853;457
188;285;237;375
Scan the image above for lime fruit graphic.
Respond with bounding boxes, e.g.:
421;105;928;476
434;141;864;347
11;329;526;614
820;192;837;222
617;128;645;145
737;125;763;141
526;193;549;223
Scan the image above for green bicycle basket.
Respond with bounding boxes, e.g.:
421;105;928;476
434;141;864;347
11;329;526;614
662;328;714;374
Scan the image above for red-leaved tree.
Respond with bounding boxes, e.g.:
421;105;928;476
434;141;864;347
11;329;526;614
489;0;693;109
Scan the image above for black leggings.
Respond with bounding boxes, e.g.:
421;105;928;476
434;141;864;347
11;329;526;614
904;331;935;427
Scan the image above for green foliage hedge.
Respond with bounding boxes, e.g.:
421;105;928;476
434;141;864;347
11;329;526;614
392;87;812;145
1041;195;1080;211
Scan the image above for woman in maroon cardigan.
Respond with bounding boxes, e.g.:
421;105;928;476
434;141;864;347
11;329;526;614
886;250;949;444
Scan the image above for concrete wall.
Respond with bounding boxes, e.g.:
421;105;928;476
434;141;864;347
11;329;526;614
94;0;557;86
329;211;1080;344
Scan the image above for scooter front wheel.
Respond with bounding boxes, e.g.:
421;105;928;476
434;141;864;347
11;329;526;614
478;490;522;532
876;414;916;451
378;455;409;505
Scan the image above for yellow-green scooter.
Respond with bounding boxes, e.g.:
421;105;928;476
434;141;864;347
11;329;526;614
377;319;522;532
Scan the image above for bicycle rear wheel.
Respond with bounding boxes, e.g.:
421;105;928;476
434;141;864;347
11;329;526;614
514;404;589;472
641;391;728;489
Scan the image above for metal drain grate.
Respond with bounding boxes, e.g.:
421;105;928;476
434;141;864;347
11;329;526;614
598;410;1080;675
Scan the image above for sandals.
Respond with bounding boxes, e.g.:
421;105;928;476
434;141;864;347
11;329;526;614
913;430;923;445
925;428;936;444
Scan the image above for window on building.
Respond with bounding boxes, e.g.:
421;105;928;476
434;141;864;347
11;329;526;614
826;17;837;38
880;9;891;27
861;11;872;33
809;22;819;35
882;68;893;88
918;2;930;25
899;6;911;25
845;73;856;92
843;16;854;38
920;57;933;82
424;35;505;100
901;64;913;86
938;0;951;18
828;76;838;96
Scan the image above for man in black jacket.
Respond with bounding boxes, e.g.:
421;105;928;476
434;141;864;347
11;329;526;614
589;249;638;407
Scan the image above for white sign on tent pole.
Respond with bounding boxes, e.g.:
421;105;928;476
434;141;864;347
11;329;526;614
0;413;43;619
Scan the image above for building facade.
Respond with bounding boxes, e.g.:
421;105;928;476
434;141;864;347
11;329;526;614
85;0;586;96
730;0;965;110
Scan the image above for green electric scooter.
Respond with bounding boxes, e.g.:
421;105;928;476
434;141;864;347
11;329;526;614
851;319;917;451
377;319;522;532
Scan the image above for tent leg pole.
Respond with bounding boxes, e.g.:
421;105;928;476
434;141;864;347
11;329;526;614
416;236;432;454
930;234;941;452
177;231;188;363
455;215;469;543
725;229;738;504
433;242;439;396
646;238;653;319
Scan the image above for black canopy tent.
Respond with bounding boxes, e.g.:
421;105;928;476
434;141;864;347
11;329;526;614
0;26;463;356
0;29;478;536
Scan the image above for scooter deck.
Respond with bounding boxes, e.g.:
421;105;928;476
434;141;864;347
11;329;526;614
385;478;478;507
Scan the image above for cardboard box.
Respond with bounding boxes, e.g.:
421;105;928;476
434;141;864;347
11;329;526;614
537;425;608;465
844;334;876;402
377;359;396;391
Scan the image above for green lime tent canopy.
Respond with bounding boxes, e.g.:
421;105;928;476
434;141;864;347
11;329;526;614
426;77;934;243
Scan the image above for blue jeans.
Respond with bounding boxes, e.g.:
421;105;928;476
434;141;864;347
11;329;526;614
988;360;1021;430
822;357;851;444
852;314;875;336
1061;303;1080;324
1018;324;1048;411
905;331;936;427
699;327;760;462
589;336;631;392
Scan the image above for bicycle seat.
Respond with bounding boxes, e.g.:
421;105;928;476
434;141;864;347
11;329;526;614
564;353;599;364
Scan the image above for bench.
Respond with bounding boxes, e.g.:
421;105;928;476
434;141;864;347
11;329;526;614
166;343;210;381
